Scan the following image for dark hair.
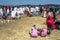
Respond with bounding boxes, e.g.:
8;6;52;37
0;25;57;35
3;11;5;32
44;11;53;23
33;25;36;29
33;25;36;27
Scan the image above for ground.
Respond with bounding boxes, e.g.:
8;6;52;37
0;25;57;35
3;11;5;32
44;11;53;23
0;14;60;40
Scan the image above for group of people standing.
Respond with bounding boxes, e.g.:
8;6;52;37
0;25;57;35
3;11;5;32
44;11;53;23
0;7;9;20
0;6;59;20
26;7;40;17
0;7;25;20
0;6;40;20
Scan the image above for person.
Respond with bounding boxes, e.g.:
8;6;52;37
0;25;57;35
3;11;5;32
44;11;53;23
35;7;39;16
27;11;32;17
11;10;16;19
30;7;35;16
46;15;54;34
7;8;10;16
19;7;24;15
39;27;48;37
16;8;21;19
55;19;60;30
27;7;33;17
42;6;47;18
29;25;38;37
2;7;8;20
49;8;56;21
0;8;3;16
48;11;53;17
40;7;43;13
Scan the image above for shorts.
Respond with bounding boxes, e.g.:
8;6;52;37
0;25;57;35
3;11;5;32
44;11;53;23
47;25;53;30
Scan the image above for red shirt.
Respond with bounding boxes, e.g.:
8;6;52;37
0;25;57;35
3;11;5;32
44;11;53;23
46;17;54;25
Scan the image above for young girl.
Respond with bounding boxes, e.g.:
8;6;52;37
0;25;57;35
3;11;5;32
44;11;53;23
39;27;48;37
29;25;38;37
46;15;54;34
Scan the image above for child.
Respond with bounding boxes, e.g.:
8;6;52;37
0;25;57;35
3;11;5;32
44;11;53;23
46;15;54;34
40;27;48;37
29;25;38;37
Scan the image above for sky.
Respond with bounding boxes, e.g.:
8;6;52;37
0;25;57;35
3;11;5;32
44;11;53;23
0;0;60;5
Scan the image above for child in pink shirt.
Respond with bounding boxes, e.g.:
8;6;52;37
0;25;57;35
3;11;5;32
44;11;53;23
29;25;38;37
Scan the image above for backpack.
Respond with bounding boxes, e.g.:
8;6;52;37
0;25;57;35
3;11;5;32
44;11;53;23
40;28;48;37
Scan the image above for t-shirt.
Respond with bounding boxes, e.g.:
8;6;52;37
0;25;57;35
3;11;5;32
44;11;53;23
11;11;16;18
48;12;53;17
46;17;54;25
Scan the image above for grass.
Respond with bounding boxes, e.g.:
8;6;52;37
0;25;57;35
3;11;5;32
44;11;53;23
0;14;60;40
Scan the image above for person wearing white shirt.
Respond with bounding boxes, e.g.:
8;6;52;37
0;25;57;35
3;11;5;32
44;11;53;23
0;8;3;16
19;7;24;14
16;8;20;19
42;7;47;18
35;7;40;16
30;8;35;15
7;8;9;14
11;10;16;19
